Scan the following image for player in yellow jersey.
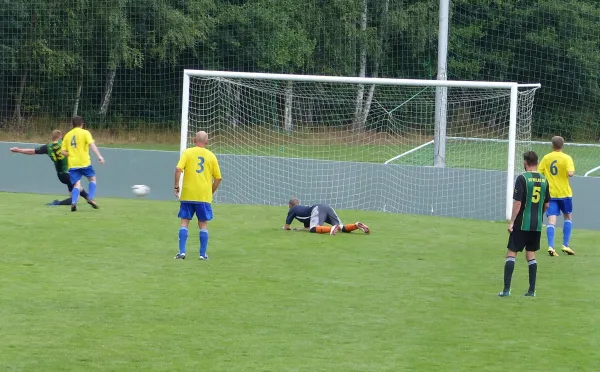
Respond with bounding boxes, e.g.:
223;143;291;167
61;116;105;212
538;136;576;256
173;131;222;260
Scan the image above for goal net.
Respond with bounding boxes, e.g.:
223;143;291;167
181;70;540;221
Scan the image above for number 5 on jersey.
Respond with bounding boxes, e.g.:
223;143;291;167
197;156;205;173
531;186;541;203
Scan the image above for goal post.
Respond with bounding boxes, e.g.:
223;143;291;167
180;70;541;221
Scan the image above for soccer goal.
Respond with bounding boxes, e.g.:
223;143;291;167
180;70;540;221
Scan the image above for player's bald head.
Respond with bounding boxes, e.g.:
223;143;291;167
289;197;300;207
551;136;564;150
194;131;208;146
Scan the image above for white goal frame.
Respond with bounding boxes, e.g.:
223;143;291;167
181;70;541;220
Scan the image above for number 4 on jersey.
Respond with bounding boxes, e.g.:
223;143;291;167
70;135;77;148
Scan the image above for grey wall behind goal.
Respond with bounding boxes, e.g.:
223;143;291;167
2;142;599;230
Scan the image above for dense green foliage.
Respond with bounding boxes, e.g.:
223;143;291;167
0;0;598;140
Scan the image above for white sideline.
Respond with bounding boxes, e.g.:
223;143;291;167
384;140;434;165
585;166;600;177
385;137;600;177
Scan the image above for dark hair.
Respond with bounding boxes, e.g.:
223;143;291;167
551;136;564;150
523;151;538;166
72;116;85;127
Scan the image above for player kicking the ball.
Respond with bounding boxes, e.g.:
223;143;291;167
174;131;222;260
282;197;370;235
10;129;95;208
499;151;550;298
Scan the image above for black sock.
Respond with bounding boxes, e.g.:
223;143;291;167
58;197;72;205
80;189;90;200
503;257;516;291
528;259;537;292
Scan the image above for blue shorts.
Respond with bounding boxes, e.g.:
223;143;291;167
178;202;213;221
547;198;573;217
69;166;95;185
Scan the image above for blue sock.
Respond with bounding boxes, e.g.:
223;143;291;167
563;220;573;247
71;188;80;205
178;227;188;255
547;224;555;248
89;182;97;200
200;229;209;257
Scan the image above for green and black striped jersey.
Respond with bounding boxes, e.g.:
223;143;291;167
513;172;551;232
35;140;68;175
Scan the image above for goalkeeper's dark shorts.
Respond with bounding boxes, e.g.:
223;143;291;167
309;204;342;228
507;230;541;252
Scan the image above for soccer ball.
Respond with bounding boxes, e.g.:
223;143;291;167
132;185;150;197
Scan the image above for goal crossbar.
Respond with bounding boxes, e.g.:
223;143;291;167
184;69;541;90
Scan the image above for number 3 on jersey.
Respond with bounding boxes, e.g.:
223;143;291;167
531;186;541;203
196;156;205;173
70;135;77;148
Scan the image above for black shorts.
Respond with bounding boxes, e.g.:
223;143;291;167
309;204;342;228
57;172;74;192
507;230;541;252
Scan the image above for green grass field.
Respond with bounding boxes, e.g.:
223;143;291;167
2;192;600;371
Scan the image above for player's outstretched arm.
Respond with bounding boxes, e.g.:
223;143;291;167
9;147;36;155
90;143;104;164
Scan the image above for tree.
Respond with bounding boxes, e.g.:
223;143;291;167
359;0;390;129
353;0;369;129
210;0;315;130
94;0;142;117
449;0;600;139
0;0;78;124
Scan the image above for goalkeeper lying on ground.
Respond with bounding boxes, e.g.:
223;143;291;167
282;197;370;235
10;129;96;208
